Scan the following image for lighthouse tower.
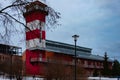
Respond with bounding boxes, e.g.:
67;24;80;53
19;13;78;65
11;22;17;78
24;1;48;49
24;1;48;76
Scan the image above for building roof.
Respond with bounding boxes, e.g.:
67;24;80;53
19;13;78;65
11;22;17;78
29;40;113;62
0;44;22;55
0;43;21;49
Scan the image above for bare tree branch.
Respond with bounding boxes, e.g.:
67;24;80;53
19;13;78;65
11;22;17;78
0;0;60;46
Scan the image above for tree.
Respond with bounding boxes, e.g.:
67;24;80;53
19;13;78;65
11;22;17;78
112;59;120;77
0;54;23;79
45;57;71;80
45;57;87;80
93;69;99;77
0;55;12;75
76;64;87;80
12;56;23;79
0;0;60;45
102;52;111;76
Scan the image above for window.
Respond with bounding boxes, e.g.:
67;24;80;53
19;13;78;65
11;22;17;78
2;56;4;60
0;56;1;60
81;60;85;64
88;61;91;65
78;59;81;64
97;62;99;66
39;54;42;61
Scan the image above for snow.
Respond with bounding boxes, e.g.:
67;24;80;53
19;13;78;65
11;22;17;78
0;76;119;80
0;76;43;80
88;77;118;80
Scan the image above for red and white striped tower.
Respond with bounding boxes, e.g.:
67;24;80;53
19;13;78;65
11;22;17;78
23;1;48;75
24;1;48;49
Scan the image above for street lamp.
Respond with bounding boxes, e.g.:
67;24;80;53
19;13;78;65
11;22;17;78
72;34;79;80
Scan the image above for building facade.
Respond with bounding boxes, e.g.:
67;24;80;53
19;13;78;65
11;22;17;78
0;44;22;76
24;40;112;77
23;0;113;78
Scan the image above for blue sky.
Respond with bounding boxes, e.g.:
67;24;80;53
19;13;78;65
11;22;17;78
46;0;120;60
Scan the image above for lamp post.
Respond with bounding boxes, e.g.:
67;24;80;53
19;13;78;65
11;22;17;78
72;34;79;80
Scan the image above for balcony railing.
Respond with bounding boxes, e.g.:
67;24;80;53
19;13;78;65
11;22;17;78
30;57;75;65
30;58;103;69
30;58;47;63
83;64;103;69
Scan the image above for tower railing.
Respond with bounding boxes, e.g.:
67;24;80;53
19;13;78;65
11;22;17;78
30;57;75;66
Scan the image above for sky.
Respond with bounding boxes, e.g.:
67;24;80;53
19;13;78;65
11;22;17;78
45;0;120;60
0;0;120;60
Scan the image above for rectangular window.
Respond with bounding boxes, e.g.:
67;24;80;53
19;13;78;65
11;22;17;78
88;61;91;65
81;60;85;64
39;54;42;61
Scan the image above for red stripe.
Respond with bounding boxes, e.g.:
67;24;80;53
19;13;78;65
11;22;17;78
26;30;46;40
25;12;46;23
26;29;40;40
42;31;45;39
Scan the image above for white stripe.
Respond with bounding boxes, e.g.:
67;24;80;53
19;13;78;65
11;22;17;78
26;38;40;49
41;40;46;48
26;38;46;49
41;22;45;31
26;20;45;32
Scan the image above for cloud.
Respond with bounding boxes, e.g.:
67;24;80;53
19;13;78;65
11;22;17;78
1;0;120;60
47;0;120;60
